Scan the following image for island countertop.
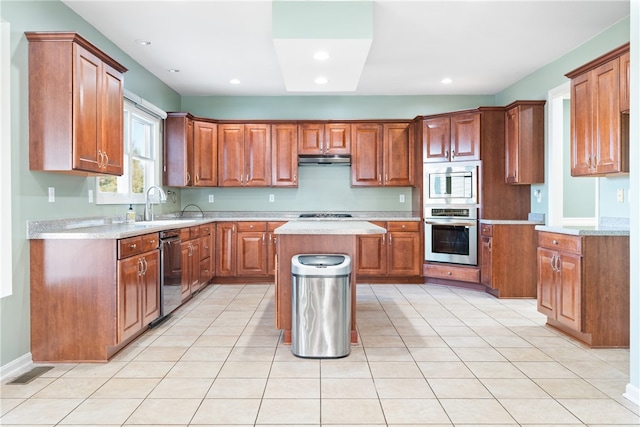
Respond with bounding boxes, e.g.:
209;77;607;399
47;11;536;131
274;220;387;235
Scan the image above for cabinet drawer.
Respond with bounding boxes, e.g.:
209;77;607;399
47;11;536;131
141;233;159;252
387;221;419;232
480;224;493;236
424;263;480;283
199;223;213;236
237;221;266;232
538;232;581;254
118;236;143;259
200;235;211;259
181;226;200;241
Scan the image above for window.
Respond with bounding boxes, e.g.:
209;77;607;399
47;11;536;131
96;100;162;204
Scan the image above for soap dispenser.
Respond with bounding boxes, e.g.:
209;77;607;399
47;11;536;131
126;204;136;224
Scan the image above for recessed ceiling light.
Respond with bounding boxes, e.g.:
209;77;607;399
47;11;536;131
441;77;453;84
314;76;328;85
135;39;151;46
230;78;241;85
167;69;180;73
313;51;330;61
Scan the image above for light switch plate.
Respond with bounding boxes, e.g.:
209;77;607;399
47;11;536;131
208;194;214;203
269;194;275;202
48;187;55;202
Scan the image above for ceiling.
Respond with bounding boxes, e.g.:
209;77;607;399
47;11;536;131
61;0;630;97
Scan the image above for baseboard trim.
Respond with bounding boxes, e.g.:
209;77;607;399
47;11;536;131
0;353;33;382
624;383;640;406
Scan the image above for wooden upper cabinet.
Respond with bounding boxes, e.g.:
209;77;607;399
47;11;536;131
619;51;630;112
504;101;545;184
164;113;194;186
272;124;298;187
218;123;271;187
27;32;127;176
165;115;217;187
298;123;351;155
566;43;629;176
423;113;480;163
351;123;383;186
193;120;218;186
383;122;414;186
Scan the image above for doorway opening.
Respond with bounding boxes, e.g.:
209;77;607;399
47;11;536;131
547;82;598;226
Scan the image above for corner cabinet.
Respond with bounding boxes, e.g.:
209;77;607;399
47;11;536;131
504;101;545;184
351;122;414;187
566;43;630;177
26;32;127;176
164;113;218;187
536;231;629;347
422;112;480;163
215;221;275;279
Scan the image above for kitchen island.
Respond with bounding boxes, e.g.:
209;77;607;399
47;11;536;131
274;220;386;344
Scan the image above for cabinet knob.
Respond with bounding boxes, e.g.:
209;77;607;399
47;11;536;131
130;243;137;249
552;240;558;245
447;271;452;275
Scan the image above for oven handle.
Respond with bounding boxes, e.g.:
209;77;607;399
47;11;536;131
424;219;477;227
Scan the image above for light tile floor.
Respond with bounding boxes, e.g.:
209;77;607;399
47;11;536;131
1;283;638;426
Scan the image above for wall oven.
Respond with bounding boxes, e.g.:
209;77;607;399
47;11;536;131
423;161;479;205
424;206;478;266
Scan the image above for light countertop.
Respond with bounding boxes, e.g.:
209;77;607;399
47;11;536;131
535;225;630;236
274;220;386;235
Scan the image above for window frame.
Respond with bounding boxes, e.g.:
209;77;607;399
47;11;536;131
96;99;163;205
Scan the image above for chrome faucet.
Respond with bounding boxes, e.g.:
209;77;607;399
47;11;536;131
144;185;167;221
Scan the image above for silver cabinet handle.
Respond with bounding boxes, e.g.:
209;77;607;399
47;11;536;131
137;258;144;276
451;149;455;158
103;151;109;170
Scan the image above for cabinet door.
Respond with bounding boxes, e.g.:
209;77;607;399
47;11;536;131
383;122;413;186
571;72;593;176
141;251;160;325
189;240;201;293
387;232;421;276
298;123;324;154
504;106;519;183
592;59;621;175
556;252;582;331
101;63;125;175
117;256;143;343
325;123;351;154
422;117;450;163
193;121;217;186
237;231;267;276
245;124;271;187
180;242;193;299
619;51;630;112
450;113;480;161
272;124;298;187
480;235;492;287
356;234;387;276
216;222;236;276
73;45;103;173
536;248;556;318
164;114;193;187
351;123;383;186
218;124;245;186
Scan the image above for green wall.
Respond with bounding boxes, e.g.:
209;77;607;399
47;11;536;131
0;0;632;371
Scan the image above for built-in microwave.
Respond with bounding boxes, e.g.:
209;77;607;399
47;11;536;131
423;161;480;205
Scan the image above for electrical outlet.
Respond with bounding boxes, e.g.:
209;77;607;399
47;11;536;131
88;189;93;203
269;194;275;203
208;194;214;203
48;187;55;202
617;188;625;203
399;194;405;203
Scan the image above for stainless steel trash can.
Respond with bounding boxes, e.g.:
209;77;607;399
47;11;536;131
291;254;351;358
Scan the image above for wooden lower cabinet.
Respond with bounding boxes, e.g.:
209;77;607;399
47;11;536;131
215;221;278;281
118;246;160;343
536;231;629;347
480;223;537;297
30;232;160;362
357;221;421;280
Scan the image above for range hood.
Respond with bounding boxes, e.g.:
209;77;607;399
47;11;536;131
298;154;351;165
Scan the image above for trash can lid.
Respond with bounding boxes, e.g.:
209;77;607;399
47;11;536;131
297;254;345;267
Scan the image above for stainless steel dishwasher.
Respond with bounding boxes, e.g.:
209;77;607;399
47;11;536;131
151;229;182;326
